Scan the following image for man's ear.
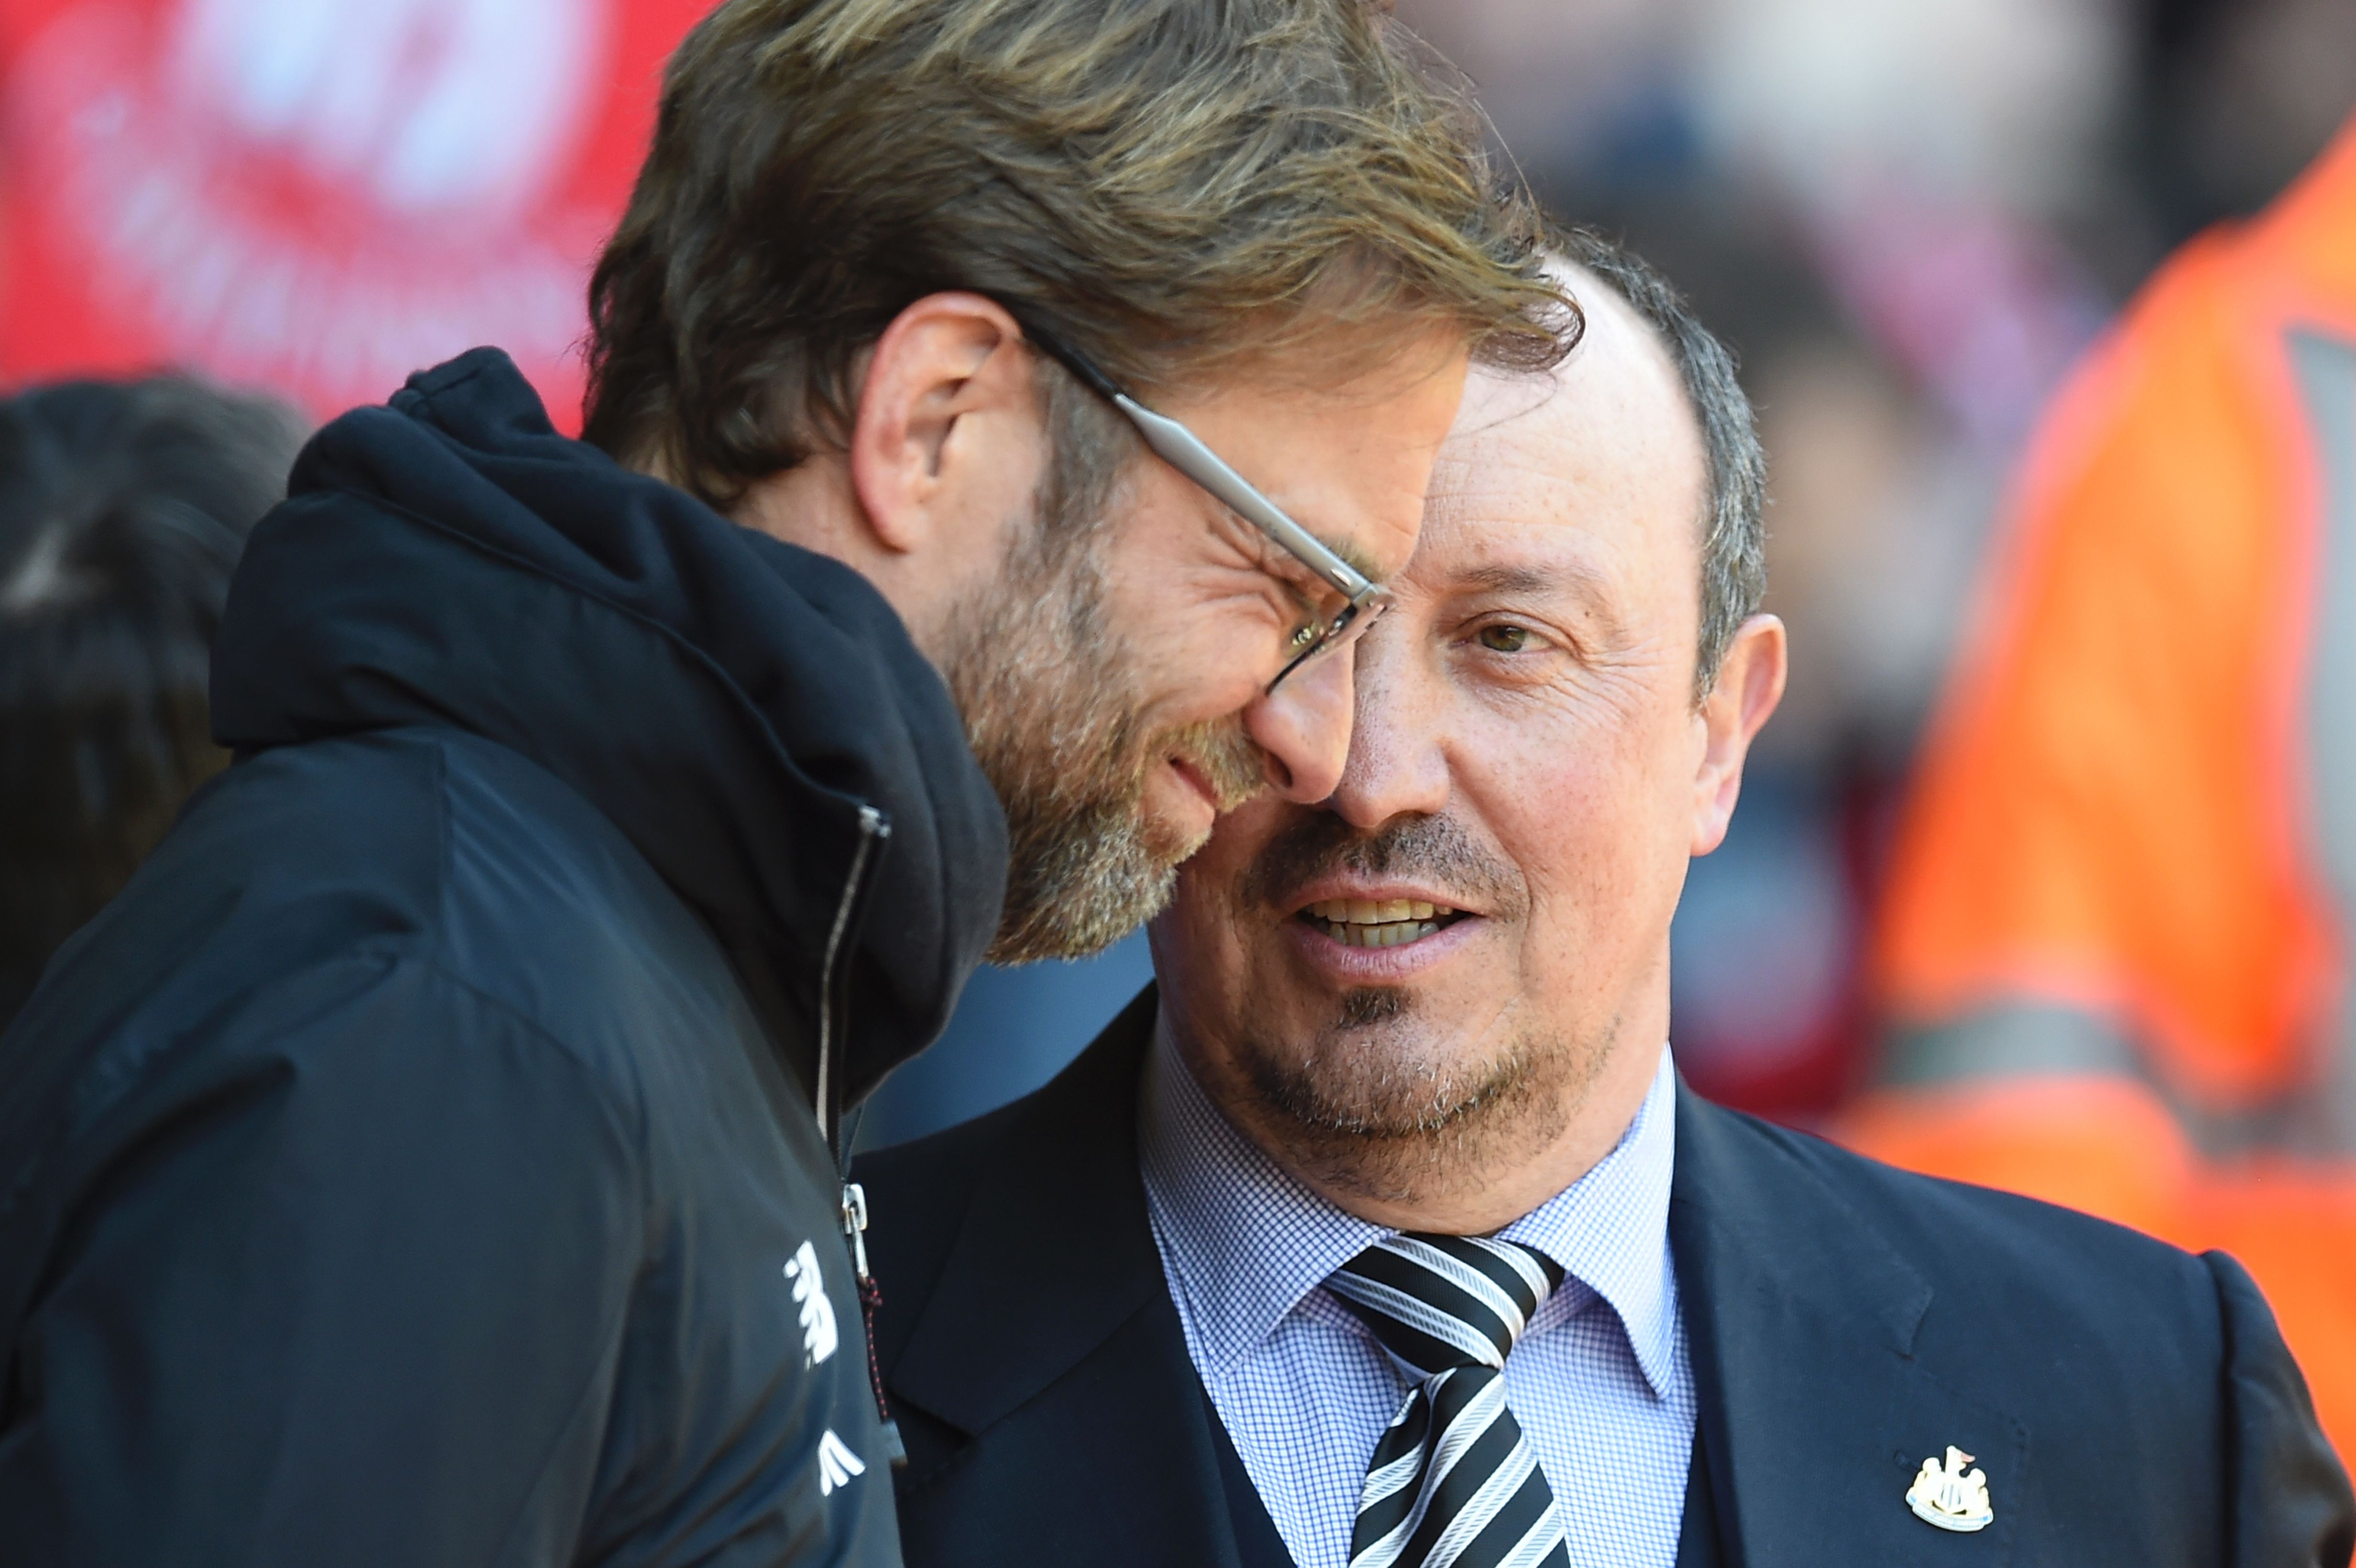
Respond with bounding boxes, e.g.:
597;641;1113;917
1690;612;1787;856
845;291;1043;559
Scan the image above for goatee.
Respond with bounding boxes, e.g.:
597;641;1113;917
1226;810;1598;1205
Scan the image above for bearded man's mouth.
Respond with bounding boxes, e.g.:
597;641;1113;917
1163;723;1267;817
1298;897;1467;948
1166;755;1222;811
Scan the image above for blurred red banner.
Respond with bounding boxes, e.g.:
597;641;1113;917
0;0;711;430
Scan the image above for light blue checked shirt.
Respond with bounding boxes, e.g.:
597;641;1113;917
1140;1030;1695;1568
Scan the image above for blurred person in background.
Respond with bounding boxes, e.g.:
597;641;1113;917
0;1;1563;1563
1852;113;2356;1463
0;375;303;1031
855;236;2353;1568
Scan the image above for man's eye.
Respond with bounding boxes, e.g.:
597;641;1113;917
1476;624;1533;653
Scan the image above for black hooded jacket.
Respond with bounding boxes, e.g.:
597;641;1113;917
0;349;1007;1565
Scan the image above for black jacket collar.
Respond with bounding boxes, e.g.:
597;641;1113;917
877;990;2031;1568
210;349;1007;1105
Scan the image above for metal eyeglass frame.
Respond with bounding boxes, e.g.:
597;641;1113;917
1021;324;1394;692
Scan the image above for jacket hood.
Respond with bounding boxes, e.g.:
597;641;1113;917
211;349;1007;1109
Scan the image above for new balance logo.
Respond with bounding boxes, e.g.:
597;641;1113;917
817;1429;866;1496
783;1241;839;1366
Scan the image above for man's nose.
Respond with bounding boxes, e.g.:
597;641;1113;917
1241;651;1354;804
1322;650;1448;830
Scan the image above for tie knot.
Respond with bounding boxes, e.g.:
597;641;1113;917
1326;1232;1565;1378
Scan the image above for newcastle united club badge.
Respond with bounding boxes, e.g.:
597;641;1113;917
1906;1445;1995;1533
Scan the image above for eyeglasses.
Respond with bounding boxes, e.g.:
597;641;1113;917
1022;325;1393;692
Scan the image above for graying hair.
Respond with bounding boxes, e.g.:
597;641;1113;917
1552;227;1767;702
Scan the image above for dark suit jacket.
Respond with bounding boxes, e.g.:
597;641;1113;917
853;989;2354;1568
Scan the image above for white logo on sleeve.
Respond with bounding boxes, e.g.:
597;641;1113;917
783;1241;840;1366
817;1429;867;1496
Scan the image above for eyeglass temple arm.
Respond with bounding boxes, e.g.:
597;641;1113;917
1108;395;1380;609
1021;322;1380;609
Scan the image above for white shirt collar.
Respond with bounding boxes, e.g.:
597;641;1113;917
1139;1020;1681;1399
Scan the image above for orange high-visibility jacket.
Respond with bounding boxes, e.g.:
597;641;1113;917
1851;116;2356;1463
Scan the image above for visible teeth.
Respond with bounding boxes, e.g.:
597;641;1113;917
1306;898;1456;923
1315;918;1442;947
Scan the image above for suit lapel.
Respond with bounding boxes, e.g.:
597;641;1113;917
888;988;1248;1568
1671;1085;2025;1567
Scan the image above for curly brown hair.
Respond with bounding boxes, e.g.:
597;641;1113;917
583;0;1569;511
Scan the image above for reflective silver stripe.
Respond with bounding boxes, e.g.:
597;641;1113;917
1884;996;2344;1158
2291;328;2356;1155
1880;1002;2140;1088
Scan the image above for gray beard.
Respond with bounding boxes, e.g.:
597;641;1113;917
943;515;1262;965
944;522;1165;964
1232;995;1596;1209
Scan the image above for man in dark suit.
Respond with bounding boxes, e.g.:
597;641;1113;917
854;233;2356;1568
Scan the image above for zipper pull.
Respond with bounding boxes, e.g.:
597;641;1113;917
840;1180;906;1468
840;1180;873;1284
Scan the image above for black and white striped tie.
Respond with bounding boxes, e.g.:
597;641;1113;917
1325;1233;1570;1568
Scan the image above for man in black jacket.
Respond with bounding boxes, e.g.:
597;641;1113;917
0;2;1565;1563
855;238;2356;1566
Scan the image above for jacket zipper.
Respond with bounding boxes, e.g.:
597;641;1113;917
810;802;905;1466
814;803;886;1155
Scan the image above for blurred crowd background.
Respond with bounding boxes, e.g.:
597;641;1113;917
4;0;2354;1449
